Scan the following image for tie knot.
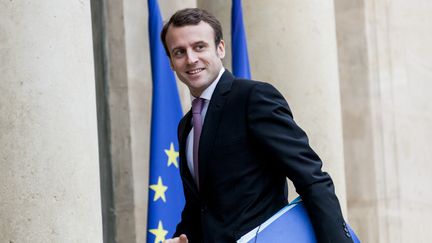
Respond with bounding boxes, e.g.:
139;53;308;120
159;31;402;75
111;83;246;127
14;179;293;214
192;98;205;114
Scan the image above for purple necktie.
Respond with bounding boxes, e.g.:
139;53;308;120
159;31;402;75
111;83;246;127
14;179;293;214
192;98;204;189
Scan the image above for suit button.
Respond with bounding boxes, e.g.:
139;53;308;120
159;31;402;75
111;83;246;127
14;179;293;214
345;232;351;238
343;227;349;233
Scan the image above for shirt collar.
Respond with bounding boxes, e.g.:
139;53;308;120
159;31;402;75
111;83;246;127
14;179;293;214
190;67;225;102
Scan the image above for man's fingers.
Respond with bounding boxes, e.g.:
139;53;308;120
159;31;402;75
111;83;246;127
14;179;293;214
164;234;188;243
179;234;188;243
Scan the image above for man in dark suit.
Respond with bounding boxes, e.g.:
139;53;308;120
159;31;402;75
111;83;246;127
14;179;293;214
162;8;353;243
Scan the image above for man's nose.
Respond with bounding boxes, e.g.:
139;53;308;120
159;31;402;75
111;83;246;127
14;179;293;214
186;51;198;64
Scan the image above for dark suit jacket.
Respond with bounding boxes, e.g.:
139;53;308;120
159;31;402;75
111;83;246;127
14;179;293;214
174;71;353;243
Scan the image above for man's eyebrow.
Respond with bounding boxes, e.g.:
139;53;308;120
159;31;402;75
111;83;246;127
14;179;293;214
170;41;209;52
193;41;208;46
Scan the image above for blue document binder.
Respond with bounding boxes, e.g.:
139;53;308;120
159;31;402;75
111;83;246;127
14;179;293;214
237;200;360;243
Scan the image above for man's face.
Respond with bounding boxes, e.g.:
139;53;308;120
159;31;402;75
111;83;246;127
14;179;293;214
165;21;225;97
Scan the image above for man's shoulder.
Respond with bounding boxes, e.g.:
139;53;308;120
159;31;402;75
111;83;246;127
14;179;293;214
233;77;263;86
221;70;275;91
232;78;279;95
232;77;271;91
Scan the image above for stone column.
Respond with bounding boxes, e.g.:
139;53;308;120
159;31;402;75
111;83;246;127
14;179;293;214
334;1;379;242
92;0;137;242
201;0;348;210
335;0;432;242
0;1;102;243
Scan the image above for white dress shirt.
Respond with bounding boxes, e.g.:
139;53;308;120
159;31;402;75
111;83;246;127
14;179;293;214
186;67;225;180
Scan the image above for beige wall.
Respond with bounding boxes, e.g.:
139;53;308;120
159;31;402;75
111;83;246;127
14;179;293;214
102;0;137;242
122;0;152;242
0;0;102;242
334;1;379;241
335;0;432;242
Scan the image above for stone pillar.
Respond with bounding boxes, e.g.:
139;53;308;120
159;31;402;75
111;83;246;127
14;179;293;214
335;0;432;242
92;0;137;242
201;0;347;209
334;1;379;242
0;1;102;242
121;1;151;242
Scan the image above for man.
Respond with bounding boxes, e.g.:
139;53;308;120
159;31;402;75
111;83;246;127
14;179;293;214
162;8;353;243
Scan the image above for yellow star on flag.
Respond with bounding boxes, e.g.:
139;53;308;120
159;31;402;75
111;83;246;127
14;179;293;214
149;220;168;243
149;176;168;202
165;142;179;168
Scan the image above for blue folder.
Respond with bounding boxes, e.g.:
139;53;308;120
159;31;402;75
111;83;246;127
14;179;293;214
237;199;360;243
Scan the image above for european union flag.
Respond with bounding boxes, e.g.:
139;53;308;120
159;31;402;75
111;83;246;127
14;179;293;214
147;0;184;242
231;0;251;79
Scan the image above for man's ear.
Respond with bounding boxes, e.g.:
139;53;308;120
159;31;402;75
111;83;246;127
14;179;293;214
217;40;226;59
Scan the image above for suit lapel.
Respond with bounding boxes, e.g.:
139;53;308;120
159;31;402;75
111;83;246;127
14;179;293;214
198;71;234;188
178;111;199;197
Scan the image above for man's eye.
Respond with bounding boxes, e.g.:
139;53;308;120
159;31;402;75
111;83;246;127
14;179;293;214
195;45;205;51
173;50;185;57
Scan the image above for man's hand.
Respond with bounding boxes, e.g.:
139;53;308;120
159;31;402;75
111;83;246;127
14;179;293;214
164;234;188;243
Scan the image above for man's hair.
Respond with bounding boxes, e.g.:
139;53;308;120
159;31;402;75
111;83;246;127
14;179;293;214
161;8;223;56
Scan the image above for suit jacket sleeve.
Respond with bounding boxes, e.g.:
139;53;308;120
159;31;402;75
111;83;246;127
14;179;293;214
247;82;353;243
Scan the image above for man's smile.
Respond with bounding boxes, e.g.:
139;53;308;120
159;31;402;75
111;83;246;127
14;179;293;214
186;68;205;75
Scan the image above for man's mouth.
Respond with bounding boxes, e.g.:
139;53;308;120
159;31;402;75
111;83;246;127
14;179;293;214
186;68;205;75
